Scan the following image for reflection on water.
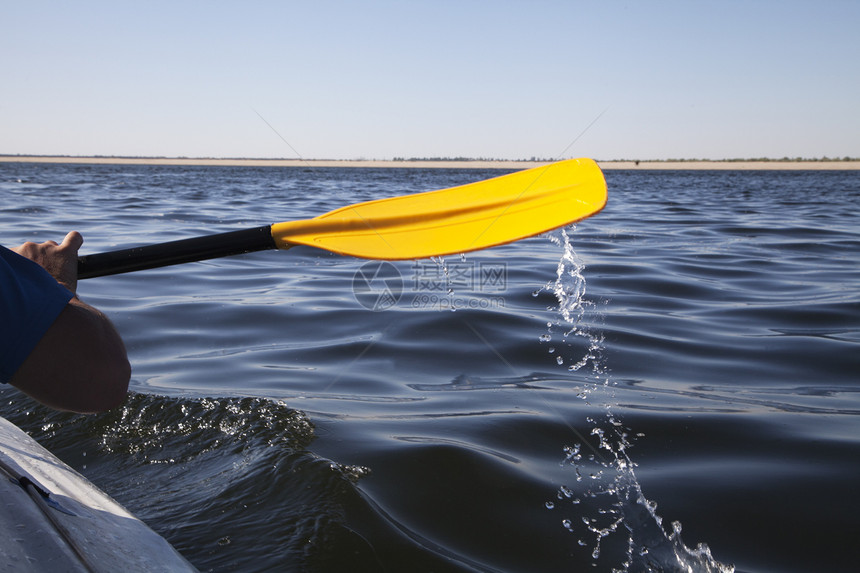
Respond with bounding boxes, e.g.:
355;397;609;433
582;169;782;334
1;164;858;572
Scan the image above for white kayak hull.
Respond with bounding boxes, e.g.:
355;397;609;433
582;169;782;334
0;416;196;572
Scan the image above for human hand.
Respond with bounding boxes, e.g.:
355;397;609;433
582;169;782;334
13;231;83;294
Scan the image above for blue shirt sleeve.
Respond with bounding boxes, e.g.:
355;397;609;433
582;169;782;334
0;246;74;384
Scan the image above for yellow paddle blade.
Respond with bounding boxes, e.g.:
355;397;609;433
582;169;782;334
270;158;607;260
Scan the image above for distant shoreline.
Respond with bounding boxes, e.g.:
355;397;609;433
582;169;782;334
1;156;858;170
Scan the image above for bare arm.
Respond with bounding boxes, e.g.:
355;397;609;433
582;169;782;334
10;232;130;413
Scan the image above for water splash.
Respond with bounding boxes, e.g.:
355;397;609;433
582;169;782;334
549;226;587;325
429;255;457;296
543;227;734;572
543;226;605;380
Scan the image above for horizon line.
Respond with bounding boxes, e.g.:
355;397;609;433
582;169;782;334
2;153;859;163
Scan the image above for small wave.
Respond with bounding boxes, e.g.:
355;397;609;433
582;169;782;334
0;391;381;571
0;391;315;460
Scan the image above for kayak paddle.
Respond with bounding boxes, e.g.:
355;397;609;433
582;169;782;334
77;158;607;279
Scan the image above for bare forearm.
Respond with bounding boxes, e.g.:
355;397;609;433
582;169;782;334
8;231;130;413
11;297;130;413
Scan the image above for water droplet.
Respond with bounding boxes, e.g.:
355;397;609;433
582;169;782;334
556;356;564;365
539;334;551;342
545;501;555;509
548;347;555;354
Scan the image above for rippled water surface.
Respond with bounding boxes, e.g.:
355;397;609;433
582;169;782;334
1;163;858;572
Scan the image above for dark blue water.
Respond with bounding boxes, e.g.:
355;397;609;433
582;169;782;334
1;163;858;572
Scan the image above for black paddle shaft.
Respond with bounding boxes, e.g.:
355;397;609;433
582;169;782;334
77;225;276;279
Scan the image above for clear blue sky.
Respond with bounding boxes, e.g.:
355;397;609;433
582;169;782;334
3;1;858;160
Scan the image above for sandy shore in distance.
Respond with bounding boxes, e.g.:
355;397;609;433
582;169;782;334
600;160;860;170
1;156;858;170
